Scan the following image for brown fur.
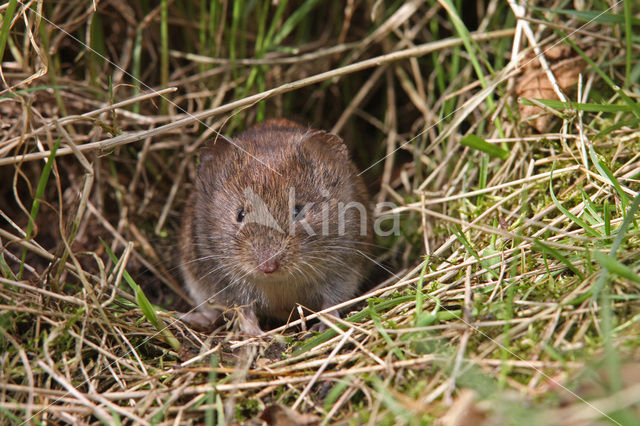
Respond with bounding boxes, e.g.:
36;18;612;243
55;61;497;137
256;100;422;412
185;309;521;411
179;119;372;334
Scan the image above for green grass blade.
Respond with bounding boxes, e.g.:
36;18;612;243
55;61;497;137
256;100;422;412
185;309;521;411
591;192;640;301
592;251;640;285
549;164;601;238
101;239;181;352
604;200;611;236
324;377;353;412
623;0;632;88
0;249;16;280
578;186;604;226
229;0;241;65
132;27;143;114
566;188;636;308
588;144;629;212
160;0;169;114
499;284;515;388
254;0;269;52
134;282;181;350
293;295;415;356
0;85;69;100
439;0;504;138
559;35;640;119
0;0;19;71
439;0;486;86
207;0;218;57
532;239;585;280
271;0;321;47
589;195;640;402
198;0;207;73
414;261;428;326
205;354;220;426
594;118;640;140
89;12;106;88
367;301;404;360
437;310;461;321
528;6;640;25
19;138;60;280
263;0;289;50
519;98;639;113
0;405;22;423
460;134;509;160
452;225;500;280
609;192;640;257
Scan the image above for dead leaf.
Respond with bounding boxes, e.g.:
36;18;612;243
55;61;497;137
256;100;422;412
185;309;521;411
516;45;591;132
259;404;321;426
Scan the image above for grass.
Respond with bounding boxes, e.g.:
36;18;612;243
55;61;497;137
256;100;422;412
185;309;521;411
1;0;640;424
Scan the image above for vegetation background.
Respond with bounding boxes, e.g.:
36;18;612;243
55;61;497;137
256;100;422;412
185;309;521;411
1;0;639;424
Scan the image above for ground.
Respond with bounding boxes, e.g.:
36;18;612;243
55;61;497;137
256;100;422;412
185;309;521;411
1;1;639;424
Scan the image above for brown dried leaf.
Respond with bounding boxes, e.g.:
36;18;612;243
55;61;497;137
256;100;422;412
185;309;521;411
516;46;591;132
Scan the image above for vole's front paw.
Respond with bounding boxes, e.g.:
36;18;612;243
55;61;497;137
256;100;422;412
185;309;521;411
310;321;329;333
238;308;266;337
309;310;341;333
178;310;220;332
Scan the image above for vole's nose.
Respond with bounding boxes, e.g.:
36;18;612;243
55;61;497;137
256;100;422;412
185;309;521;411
256;249;283;274
259;258;280;274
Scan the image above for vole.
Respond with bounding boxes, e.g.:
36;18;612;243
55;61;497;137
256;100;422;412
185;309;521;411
179;119;372;335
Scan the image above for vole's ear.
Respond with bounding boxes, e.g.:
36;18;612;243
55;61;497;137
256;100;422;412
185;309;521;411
300;130;349;159
199;133;235;165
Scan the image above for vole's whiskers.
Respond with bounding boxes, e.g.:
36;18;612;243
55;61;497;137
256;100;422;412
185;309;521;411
177;253;228;268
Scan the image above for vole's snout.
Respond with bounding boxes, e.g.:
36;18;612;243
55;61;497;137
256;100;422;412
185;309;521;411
259;257;279;274
256;249;283;274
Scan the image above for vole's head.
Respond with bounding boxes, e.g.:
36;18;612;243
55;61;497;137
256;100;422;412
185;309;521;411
191;122;370;286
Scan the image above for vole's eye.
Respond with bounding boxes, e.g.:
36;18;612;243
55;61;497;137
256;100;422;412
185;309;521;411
293;205;305;220
236;208;246;223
